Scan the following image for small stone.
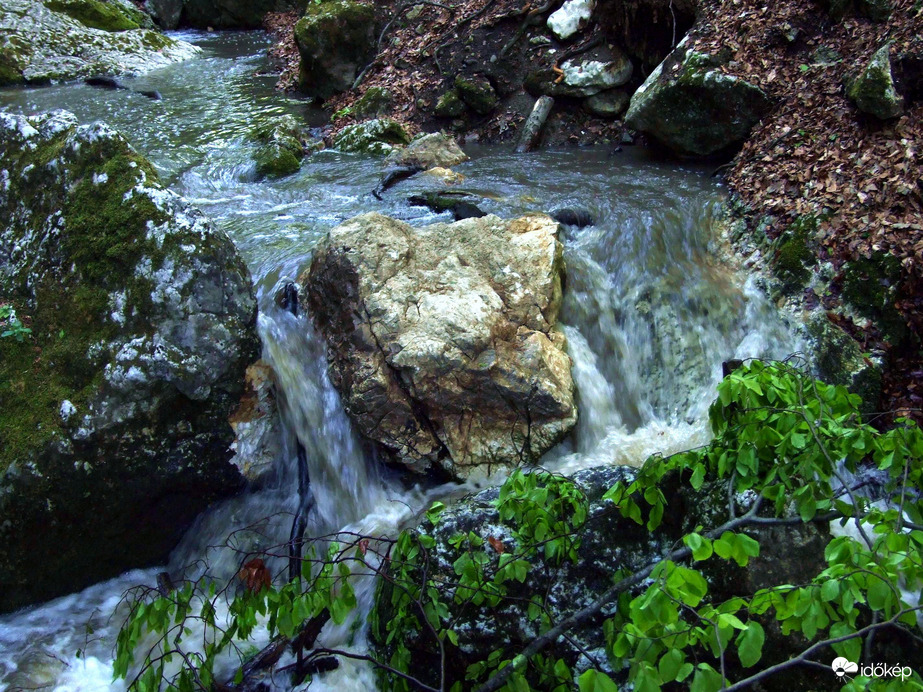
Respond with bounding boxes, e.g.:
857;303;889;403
454;74;498;115
583;90;630;118
59;400;76;423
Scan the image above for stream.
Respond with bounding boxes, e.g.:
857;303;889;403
0;31;800;691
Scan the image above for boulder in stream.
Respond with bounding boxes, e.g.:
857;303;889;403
0;0;199;84
0;111;259;612
302;212;577;480
625;38;772;156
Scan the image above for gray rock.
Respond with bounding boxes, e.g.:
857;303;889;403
526;45;633;98
385;132;469;169
145;0;183;29
0;0;199;84
547;0;595;41
302;212;576;480
0;111;259;612
625;39;772;156
454;74;498;115
583;89;630;118
846;43;903;120
294;0;377;99
434;89;465;118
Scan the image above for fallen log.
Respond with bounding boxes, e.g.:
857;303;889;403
515;96;554;153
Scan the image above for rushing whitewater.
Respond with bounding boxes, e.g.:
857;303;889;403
0;31;798;691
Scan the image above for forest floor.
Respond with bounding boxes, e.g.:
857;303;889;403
263;0;923;423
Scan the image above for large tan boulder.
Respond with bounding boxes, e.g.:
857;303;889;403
302;213;576;480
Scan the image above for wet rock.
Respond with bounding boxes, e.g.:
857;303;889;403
551;206;595;227
422;166;465;184
846;43;903;120
373;165;423;199
625;39;772;156
408;190;487;219
454;74;498;115
0;0;199;84
249;115;313;179
805;314;882;416
302;212;576;480
0;111;259;612
294;0;377;99
352;86;393;117
583;89;630;118
385;132;469;169
331;118;411;156
547;0;595;41
229;361;282;485
434;89;466;117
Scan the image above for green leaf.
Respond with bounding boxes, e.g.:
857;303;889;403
578;669;619;692
684;533;713;561
658;649;685;682
820;580;839;602
737;621;765;667
690;464;706;490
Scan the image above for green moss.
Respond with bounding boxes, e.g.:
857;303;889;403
352;87;392;117
453;75;497;115
44;0;141;31
846;43;903;119
841;253;907;345
0;45;24;87
434;89;465;118
139;30;173;51
332;118;411;155
806;315;882;415
771;215;817;294
0;124;172;471
254;144;301;179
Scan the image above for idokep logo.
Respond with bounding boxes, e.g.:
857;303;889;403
831;657;913;681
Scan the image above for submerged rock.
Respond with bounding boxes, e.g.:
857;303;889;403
0;0;199;84
625;39;772;156
302;212;576;480
0;111;259;612
294;0;377;99
846;43;904;120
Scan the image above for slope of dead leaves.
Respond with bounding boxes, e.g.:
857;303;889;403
688;0;922;420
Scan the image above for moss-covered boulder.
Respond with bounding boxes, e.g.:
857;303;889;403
352;86;393;117
434;89;465;118
0;0;198;83
625;39;772;156
0;111;260;613
454;74;499;115
294;0;377;99
846;43;904;120
332;118;412;155
249;114;313;179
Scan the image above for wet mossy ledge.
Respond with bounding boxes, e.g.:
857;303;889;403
0;111;260;613
0;0;198;84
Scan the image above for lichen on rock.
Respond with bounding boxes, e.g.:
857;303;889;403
302;212;577;480
331;118;412;155
0;111;259;612
846;42;904;120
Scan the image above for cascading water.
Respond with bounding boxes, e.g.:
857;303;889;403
0;31;800;691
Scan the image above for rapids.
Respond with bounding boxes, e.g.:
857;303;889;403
0;30;799;691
